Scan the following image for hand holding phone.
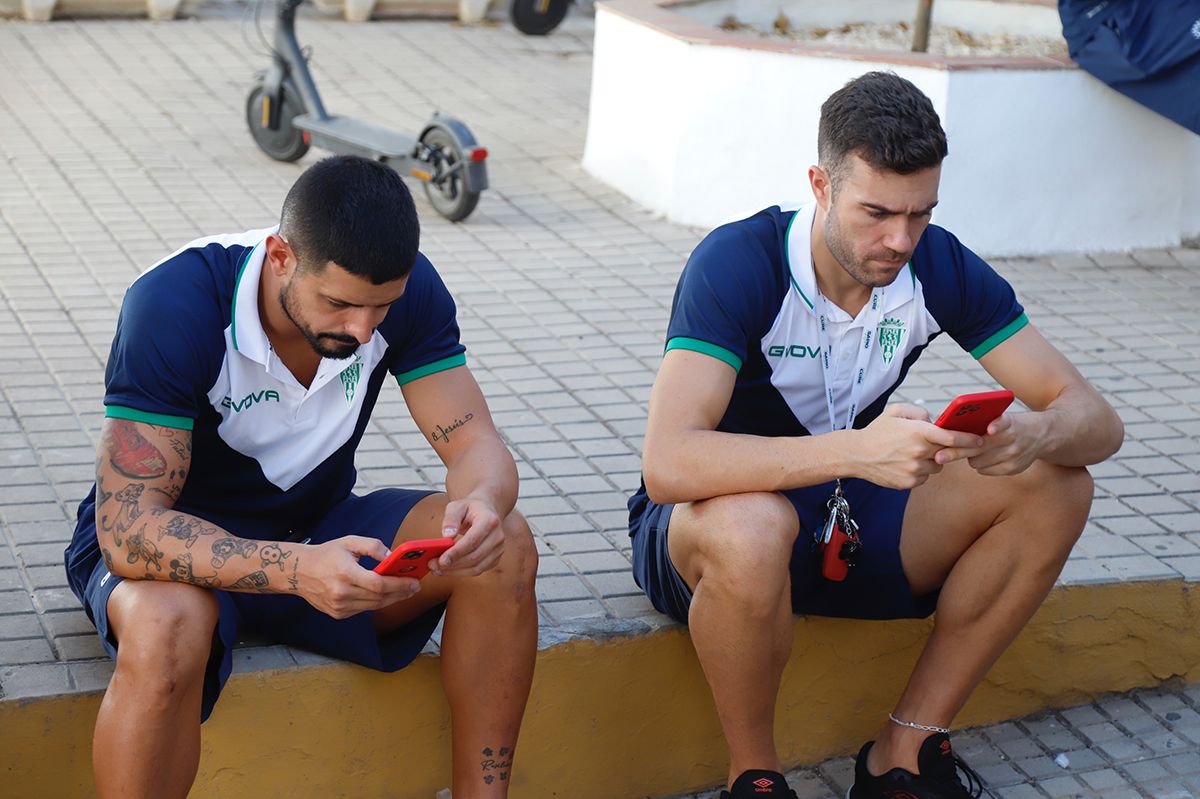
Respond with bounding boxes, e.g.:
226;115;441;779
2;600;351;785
933;390;1014;436
373;538;455;580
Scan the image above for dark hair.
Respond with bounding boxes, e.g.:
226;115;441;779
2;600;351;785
818;71;948;188
280;156;420;284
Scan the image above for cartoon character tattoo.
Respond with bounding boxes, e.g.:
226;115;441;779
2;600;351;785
125;528;163;572
108;483;144;541
211;537;259;568
160;516;207;548
259;543;291;571
168;552;218;588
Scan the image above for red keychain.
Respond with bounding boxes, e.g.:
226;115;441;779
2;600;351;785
816;483;862;582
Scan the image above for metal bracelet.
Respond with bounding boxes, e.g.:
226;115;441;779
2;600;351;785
888;712;950;734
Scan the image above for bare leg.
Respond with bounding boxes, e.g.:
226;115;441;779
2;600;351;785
867;460;1093;774
93;580;218;799
372;495;538;799
667;492;800;788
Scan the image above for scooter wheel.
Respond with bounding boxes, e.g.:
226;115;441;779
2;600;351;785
246;84;310;163
509;0;569;35
419;127;480;223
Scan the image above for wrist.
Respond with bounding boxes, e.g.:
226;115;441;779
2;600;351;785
827;429;862;479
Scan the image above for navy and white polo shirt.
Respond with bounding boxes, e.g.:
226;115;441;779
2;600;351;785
65;227;465;594
655;202;1027;441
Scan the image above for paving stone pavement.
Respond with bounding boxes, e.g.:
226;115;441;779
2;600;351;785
666;686;1200;799
0;4;1199;794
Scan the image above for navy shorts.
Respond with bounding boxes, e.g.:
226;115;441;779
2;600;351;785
629;479;939;624
76;488;438;722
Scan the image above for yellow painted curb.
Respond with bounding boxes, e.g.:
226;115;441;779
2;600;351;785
3;580;1199;798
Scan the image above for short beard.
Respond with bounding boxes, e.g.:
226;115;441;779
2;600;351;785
824;201;898;290
279;280;359;360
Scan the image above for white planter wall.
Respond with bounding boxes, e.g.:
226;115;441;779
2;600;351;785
584;2;1200;256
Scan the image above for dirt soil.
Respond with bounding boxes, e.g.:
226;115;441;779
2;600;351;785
718;17;1070;58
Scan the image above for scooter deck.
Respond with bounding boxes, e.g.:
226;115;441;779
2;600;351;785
294;114;415;161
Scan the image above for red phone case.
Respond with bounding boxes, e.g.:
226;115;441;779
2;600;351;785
933;390;1014;435
373;538;454;580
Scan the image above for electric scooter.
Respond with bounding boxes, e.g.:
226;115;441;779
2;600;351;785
246;0;488;222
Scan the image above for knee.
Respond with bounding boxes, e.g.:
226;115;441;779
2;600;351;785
1013;462;1093;555
112;585;217;698
498;510;538;595
689;492;798;593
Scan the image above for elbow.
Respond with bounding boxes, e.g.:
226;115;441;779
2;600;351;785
642;452;683;506
1101;405;1125;460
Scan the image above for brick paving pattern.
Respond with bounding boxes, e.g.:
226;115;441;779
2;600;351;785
0;6;1198;796
667;686;1200;799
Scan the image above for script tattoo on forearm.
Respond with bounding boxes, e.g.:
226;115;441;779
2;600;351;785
480;746;513;785
430;412;474;444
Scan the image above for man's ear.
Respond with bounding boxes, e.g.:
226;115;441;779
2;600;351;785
809;164;833;210
264;234;296;278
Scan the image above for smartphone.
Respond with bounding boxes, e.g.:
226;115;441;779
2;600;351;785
373;538;454;580
933;390;1014;435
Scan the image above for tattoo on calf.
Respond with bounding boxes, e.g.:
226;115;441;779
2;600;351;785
212;537;259;568
480;746;513;784
430;413;475;444
108;422;168;479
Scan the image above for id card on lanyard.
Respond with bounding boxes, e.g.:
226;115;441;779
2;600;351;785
812;283;885;580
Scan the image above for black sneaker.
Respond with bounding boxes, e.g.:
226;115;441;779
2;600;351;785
718;769;798;799
846;732;984;799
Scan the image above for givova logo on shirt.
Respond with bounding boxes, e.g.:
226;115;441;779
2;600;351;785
767;344;821;358
221;390;280;413
877;317;906;365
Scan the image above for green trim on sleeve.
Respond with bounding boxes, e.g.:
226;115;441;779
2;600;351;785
394;352;467;386
970;313;1030;360
665;337;743;372
105;405;195;431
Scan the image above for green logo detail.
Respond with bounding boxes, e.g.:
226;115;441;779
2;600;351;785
221;390;280;413
340;363;362;404
767;344;822;359
877;317;906;365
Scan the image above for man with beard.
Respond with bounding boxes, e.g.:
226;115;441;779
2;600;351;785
628;72;1122;799
64;156;537;798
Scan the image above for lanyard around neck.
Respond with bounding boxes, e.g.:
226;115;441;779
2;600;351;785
814;284;887;434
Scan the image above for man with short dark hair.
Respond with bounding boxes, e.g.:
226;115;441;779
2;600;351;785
64;155;537;798
629;72;1123;798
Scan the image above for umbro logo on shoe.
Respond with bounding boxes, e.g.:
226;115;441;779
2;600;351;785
752;777;775;791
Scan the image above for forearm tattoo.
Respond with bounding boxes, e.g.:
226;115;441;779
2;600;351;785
95;420;299;594
480;746;513;785
429;412;475;444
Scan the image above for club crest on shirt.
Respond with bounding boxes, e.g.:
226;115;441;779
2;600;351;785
340;361;362;404
877;317;906;365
